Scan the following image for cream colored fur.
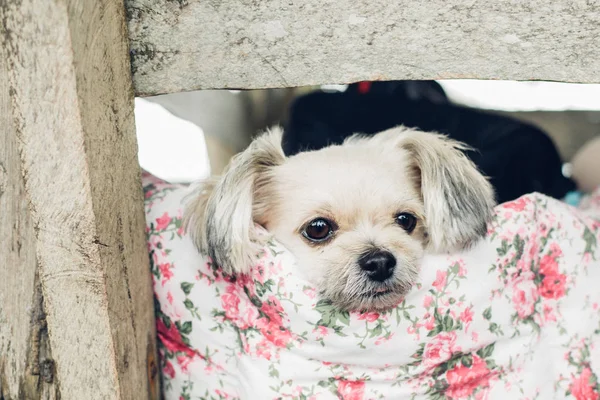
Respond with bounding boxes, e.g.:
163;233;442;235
185;126;495;311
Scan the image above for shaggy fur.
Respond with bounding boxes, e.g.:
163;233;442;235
185;126;495;311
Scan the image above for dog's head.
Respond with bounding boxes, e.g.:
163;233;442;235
185;126;495;311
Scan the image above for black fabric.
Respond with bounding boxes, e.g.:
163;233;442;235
283;81;575;204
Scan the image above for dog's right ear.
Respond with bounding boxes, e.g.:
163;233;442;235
366;127;495;252
396;129;496;252
184;127;285;275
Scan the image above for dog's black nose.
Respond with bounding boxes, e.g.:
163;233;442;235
359;251;396;282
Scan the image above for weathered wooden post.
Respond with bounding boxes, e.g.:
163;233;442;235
0;0;159;398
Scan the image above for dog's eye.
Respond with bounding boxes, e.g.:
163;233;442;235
302;218;335;242
396;213;417;233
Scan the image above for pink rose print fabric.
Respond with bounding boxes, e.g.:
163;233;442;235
143;171;600;400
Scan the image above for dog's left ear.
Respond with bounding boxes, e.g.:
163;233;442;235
393;128;496;252
184;127;286;274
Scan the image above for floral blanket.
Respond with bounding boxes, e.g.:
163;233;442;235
143;172;600;400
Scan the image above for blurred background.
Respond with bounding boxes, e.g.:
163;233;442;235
134;80;600;185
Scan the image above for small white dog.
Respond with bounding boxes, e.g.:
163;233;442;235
185;126;495;311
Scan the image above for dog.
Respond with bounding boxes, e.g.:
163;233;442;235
184;126;495;312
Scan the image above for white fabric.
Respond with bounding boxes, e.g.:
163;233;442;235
144;172;600;400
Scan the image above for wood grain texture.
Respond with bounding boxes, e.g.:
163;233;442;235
0;0;159;398
0;24;59;400
126;0;600;95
